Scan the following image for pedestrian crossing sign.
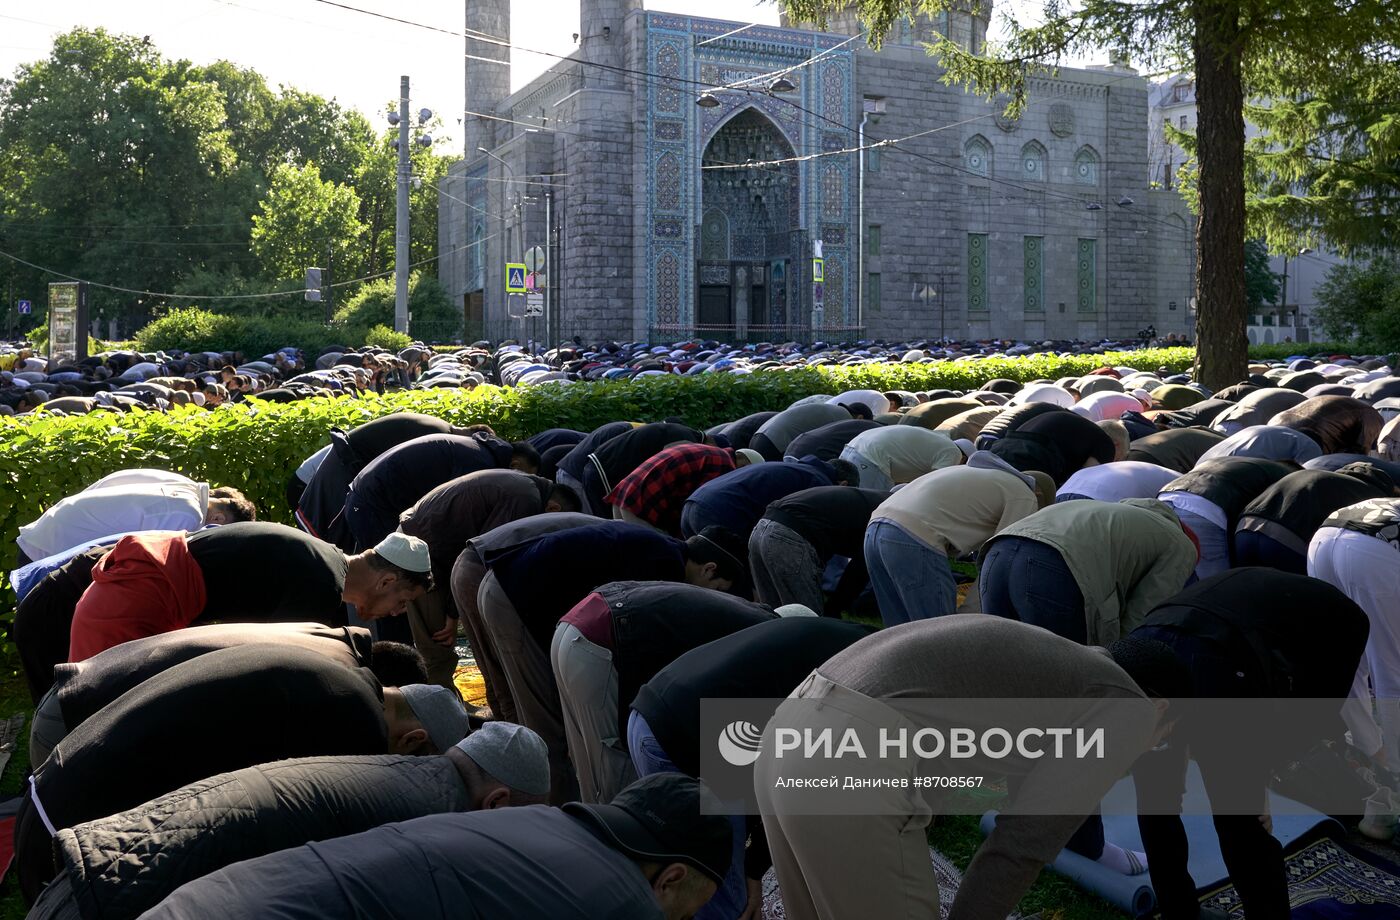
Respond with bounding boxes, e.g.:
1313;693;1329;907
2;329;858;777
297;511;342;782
506;263;528;294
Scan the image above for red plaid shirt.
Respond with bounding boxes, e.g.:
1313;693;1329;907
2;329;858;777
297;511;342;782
606;443;736;535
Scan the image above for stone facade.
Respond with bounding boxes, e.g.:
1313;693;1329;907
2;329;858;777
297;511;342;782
439;2;1193;343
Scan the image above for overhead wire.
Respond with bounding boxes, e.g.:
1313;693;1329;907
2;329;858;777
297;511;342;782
3;1;1208;299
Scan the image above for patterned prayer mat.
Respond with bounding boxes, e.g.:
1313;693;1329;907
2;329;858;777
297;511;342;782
451;662;489;712
760;848;965;920
1202;836;1400;918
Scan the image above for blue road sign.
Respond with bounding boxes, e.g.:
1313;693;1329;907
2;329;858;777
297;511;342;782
506;263;528;294
17;300;31;314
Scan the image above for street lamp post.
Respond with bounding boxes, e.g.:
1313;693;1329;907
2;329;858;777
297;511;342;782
387;78;433;336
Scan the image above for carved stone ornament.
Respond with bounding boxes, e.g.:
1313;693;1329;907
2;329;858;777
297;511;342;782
1050;103;1074;138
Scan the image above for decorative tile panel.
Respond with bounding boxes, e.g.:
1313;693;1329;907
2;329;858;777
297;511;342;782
968;233;988;312
644;13;855;332
1024;236;1044;312
1077;238;1097;312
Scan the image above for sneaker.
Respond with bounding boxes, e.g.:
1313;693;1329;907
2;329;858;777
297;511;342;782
1359;786;1399;841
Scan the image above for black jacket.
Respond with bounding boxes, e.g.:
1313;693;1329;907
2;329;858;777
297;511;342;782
54;755;469;920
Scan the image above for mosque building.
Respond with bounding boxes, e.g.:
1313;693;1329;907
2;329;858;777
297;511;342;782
437;1;1194;344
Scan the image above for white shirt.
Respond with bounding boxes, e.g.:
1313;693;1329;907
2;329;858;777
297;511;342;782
18;482;209;560
1057;462;1179;503
845;427;963;484
828;390;891;417
297;444;334;485
1157;490;1228;530
1070;391;1145;422
83;468;202;493
1010;384;1074;408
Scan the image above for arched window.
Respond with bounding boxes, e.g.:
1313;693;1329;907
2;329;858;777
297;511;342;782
965;135;992;177
1074;146;1100;185
1020;141;1046;182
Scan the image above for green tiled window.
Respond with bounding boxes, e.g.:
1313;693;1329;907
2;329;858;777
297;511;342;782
967;233;988;312
868;273;881;312
1024;236;1043;312
1077;238;1097;312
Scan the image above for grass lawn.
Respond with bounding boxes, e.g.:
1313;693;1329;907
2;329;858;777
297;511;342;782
929;815;1127;919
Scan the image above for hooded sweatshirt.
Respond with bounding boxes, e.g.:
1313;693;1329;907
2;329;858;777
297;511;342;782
68;533;207;661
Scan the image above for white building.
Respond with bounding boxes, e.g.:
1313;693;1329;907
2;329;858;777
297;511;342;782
1148;75;1350;345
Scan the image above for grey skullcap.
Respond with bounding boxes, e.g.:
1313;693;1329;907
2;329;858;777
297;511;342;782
399;684;471;751
457;721;550;796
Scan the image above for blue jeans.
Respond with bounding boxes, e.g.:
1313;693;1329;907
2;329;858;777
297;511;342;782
979;537;1087;644
1232;529;1306;575
863;519;957;627
1171;508;1229;580
628;711;748;920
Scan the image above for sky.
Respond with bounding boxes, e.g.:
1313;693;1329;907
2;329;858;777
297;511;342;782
0;1;1105;154
0;0;782;153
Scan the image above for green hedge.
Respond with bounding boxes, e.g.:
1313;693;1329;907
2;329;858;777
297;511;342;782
1246;341;1392;361
0;348;1191;628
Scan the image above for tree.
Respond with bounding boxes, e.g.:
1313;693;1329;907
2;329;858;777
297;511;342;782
1247;54;1400;257
1244;239;1280;311
333;271;460;339
0;30;433;327
250;162;366;285
784;0;1400;387
0;29;237;330
355;121;451;280
1311;258;1400;346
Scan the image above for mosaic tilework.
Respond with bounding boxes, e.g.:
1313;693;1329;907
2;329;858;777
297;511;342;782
656;249;682;325
656;152;682;211
968;233;988;311
820;162;844;221
645;13;855;332
1077;238;1098;312
656;43;682;113
700;209;730;261
463;165;488;292
1024;236;1044;312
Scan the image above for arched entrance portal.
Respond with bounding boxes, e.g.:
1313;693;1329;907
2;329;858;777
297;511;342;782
699;108;800;334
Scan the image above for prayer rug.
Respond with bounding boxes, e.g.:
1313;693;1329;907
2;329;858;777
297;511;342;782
980;761;1341;916
1201;836;1400;918
760;847;967;920
452;662;490;711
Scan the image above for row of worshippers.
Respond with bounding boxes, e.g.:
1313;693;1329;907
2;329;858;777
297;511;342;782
15;354;1400;918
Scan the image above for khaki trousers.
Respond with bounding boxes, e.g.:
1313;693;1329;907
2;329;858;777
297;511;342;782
551;622;637;804
450;548;511;721
406;588;460;691
755;673;937;920
477;571;577;803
